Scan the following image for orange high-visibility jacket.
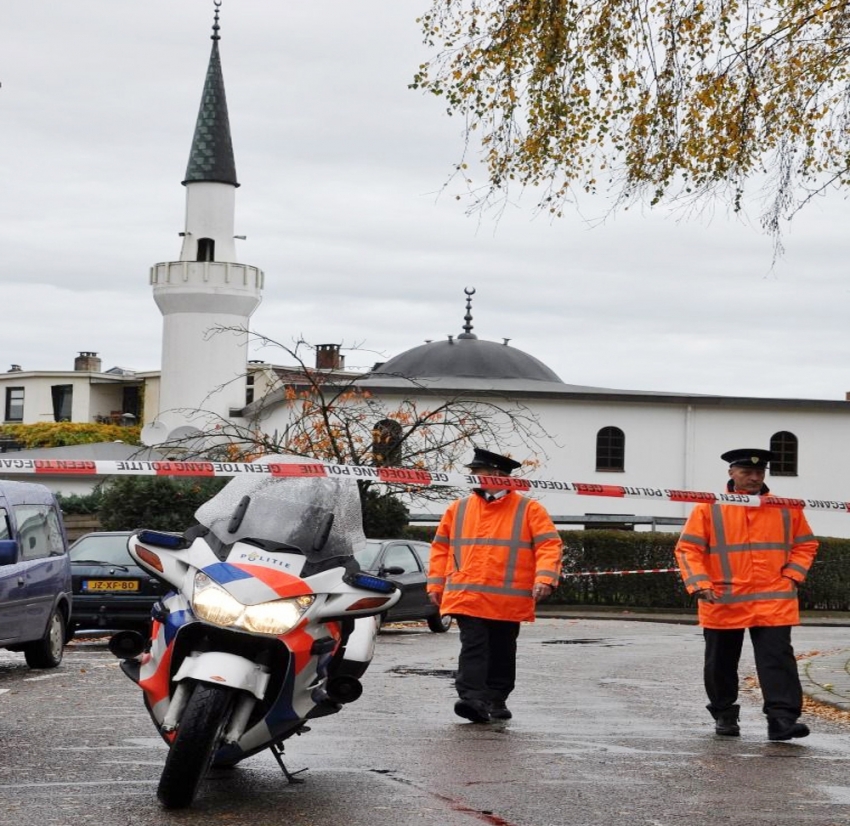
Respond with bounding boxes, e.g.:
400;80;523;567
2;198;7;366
427;492;563;623
675;502;818;629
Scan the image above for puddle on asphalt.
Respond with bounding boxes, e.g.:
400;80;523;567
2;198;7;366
388;667;456;679
541;638;627;647
123;737;166;748
820;785;850;804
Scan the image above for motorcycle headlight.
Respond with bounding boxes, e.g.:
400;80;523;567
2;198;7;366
192;571;314;636
243;598;314;635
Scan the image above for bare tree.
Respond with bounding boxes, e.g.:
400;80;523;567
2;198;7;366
154;331;555;508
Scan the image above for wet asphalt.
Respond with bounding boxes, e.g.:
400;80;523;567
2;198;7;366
537;607;850;713
2;616;850;826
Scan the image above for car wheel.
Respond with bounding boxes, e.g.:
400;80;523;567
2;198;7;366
23;608;66;668
427;613;452;633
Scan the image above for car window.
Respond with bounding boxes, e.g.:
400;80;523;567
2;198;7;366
412;543;431;568
70;534;132;565
0;508;10;541
354;542;383;570
382;544;421;574
15;505;64;560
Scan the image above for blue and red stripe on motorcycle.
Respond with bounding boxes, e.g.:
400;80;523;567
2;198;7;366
201;561;313;603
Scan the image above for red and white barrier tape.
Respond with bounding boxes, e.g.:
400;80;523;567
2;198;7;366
562;567;679;578
0;456;847;514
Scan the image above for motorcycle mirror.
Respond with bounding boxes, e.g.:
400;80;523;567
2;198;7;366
312;512;335;552
227;495;251;534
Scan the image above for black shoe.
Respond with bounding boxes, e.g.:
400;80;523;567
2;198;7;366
454;699;491;723
714;705;740;737
489;701;512;720
768;718;810;741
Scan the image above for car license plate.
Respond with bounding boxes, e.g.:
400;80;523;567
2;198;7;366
82;580;140;592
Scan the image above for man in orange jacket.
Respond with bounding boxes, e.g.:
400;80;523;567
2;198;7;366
427;447;563;723
675;448;819;741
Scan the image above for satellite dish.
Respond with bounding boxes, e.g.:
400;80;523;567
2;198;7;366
140;421;170;446
167;425;204;441
165;425;207;456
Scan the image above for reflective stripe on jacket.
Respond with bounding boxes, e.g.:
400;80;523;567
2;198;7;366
427;492;563;623
675;502;818;629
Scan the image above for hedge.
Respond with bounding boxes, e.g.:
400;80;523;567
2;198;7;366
0;422;141;448
403;527;850;612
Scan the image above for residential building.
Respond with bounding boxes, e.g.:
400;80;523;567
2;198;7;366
0;352;153;431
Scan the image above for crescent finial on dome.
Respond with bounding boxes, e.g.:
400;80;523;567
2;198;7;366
458;286;477;340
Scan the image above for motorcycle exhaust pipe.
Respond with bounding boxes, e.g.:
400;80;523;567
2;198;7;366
326;675;363;704
108;630;147;659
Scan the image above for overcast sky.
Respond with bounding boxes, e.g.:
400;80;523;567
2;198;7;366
2;1;849;401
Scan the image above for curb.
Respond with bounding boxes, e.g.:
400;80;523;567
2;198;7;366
799;652;850;712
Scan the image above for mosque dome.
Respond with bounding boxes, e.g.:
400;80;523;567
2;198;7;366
379;338;563;382
375;288;564;385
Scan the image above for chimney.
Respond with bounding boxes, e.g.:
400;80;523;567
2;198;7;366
7;364;21;372
74;351;102;372
315;344;344;370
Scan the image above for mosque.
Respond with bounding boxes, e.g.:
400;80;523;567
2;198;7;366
3;6;850;538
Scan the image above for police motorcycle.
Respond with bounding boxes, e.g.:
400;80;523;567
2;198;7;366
108;456;400;809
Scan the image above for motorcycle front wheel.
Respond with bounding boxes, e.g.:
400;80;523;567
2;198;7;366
157;682;234;809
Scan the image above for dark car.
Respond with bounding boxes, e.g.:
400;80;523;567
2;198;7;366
69;531;164;637
354;539;452;633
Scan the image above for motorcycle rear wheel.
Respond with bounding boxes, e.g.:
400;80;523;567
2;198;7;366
157;682;233;809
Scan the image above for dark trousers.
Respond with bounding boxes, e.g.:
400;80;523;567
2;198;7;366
454;615;521;704
704;626;803;719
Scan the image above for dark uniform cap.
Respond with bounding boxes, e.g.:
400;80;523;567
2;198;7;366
465;448;522;474
720;448;773;468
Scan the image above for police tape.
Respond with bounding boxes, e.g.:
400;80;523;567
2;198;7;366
562;567;679;578
0;456;847;514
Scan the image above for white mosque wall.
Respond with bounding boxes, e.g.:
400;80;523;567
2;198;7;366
529;397;850;538
253;387;850;538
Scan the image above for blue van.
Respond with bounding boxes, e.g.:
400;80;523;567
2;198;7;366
0;480;72;668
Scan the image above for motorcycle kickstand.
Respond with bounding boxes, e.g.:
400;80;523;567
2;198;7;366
269;742;308;784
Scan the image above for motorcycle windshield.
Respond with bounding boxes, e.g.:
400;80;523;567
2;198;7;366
194;455;365;562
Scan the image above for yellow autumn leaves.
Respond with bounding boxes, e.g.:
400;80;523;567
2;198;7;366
413;0;850;235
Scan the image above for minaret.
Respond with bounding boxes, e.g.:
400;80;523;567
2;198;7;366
143;1;263;446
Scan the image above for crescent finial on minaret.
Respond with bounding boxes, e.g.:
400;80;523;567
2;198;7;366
212;0;222;41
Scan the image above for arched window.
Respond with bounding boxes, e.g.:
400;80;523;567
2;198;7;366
770;431;798;476
372;419;403;467
596;426;625;472
196;237;215;262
